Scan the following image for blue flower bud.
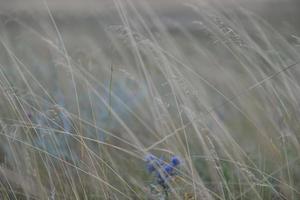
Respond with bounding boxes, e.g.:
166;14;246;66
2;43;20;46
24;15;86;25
146;163;155;173
145;154;156;162
171;156;180;166
164;164;174;175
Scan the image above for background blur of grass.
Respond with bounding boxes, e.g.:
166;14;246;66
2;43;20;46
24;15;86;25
0;0;300;199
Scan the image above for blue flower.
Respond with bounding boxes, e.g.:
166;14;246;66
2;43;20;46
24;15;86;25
156;173;167;187
145;154;156;173
157;157;165;166
144;154;182;192
146;163;156;173
164;164;174;175
145;154;165;173
171;156;180;166
145;154;156;162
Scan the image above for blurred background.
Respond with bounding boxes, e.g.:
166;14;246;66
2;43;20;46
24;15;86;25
0;0;300;199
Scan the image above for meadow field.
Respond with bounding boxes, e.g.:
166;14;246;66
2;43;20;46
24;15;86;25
0;0;300;199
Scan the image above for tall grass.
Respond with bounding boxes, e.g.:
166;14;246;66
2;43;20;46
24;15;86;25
0;0;299;199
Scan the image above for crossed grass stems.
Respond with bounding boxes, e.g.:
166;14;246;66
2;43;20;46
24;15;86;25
0;2;300;199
